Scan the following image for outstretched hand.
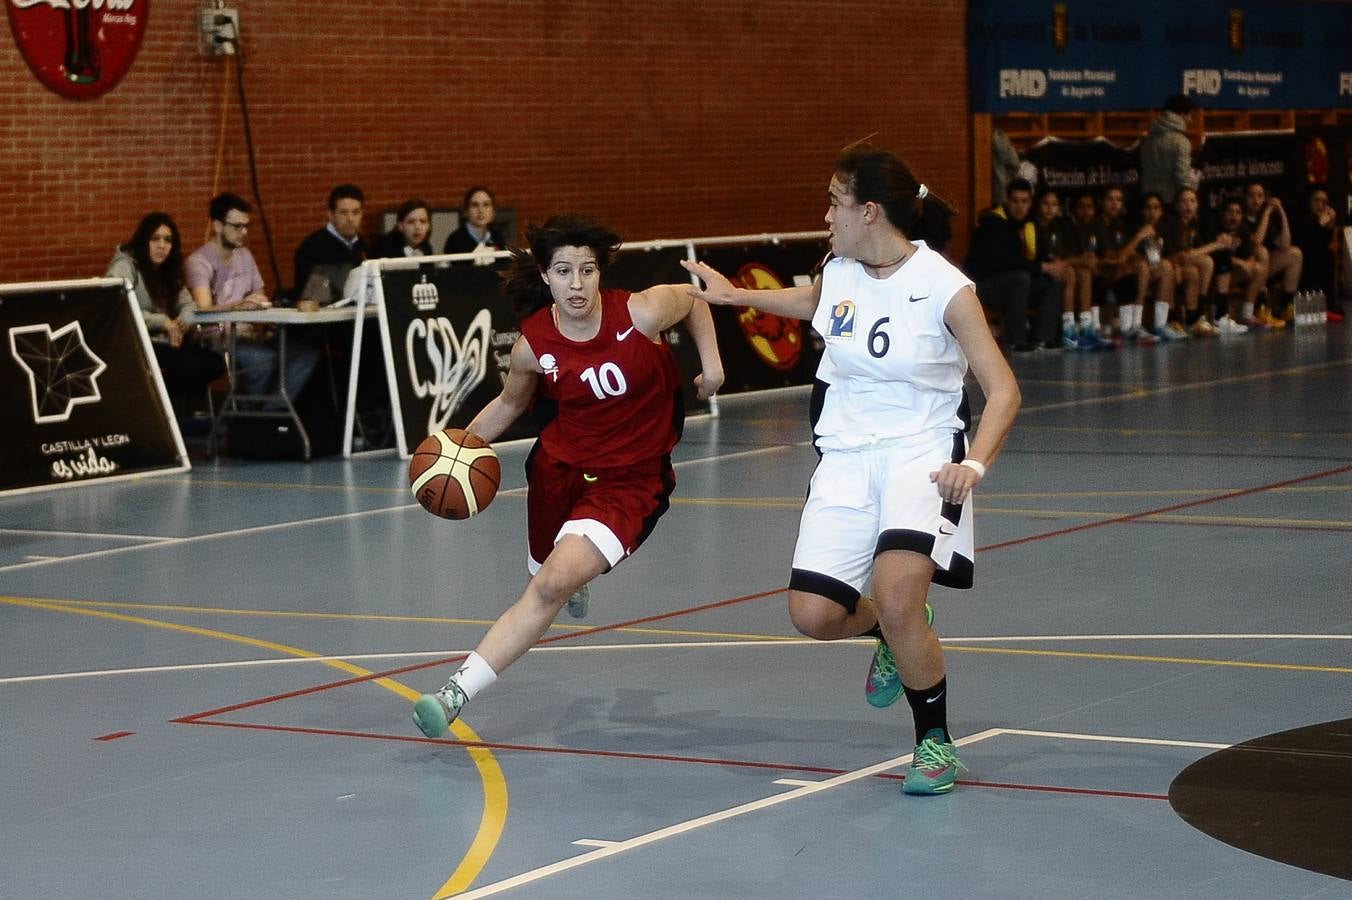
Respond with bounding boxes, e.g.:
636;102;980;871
680;259;739;306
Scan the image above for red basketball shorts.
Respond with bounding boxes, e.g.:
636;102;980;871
525;443;676;573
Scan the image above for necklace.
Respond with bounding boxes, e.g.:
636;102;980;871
862;248;909;271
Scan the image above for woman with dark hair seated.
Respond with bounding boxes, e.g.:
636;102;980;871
442;186;506;263
106;212;225;417
371;198;434;259
1293;185;1344;322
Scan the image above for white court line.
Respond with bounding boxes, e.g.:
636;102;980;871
995;728;1231;751
0;503;415;574
0;528;168;542
5;632;1349;685
0;446;778;575
571;840;620;849
771;778;820;787
451;728;1003;899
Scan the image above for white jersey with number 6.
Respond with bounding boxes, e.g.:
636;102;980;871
810;242;973;452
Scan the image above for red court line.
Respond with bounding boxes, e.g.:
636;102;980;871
172;586;788;723
93;731;135;741
173;463;1352;726
181;718;1168;801
980;463;1352;553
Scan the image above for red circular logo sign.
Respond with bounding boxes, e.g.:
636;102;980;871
7;0;150;101
732;262;804;372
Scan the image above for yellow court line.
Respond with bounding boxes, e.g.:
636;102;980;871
25;597;1350;674
0;596;506;898
31;597;805;643
944;644;1352;674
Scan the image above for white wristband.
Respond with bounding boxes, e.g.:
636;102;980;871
959;458;987;478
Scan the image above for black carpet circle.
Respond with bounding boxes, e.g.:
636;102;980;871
1168;717;1352;880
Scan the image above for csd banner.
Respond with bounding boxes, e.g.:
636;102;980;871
374;259;532;456
1;278;187;494
971;0;1352;113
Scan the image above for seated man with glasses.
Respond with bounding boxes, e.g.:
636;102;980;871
186;192;318;405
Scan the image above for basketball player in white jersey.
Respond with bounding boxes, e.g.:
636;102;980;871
684;144;1021;794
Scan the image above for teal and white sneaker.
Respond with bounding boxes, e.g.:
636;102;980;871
902;728;965;795
412;680;466;738
864;602;934;709
565;584;591;620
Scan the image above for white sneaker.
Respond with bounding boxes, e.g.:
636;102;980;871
1215;315;1249;335
565;584;591;619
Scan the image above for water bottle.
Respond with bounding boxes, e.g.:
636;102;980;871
1318;290;1328;324
1297;291;1311;326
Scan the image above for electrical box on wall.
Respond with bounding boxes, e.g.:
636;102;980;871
197;7;240;56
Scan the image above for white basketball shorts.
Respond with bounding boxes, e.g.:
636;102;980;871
789;430;975;608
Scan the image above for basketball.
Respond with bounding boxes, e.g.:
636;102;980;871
408;428;501;520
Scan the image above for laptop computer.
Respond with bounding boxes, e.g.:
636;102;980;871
296;263;364;307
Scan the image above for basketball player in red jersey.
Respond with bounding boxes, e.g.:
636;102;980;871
414;214;724;738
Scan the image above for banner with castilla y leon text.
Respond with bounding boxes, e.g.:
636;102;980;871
970;0;1352;112
1;278;188;494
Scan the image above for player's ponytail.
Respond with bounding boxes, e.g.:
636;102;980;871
836;143;956;252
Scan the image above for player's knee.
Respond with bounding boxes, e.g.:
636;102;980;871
527;569;575;608
787;593;846;639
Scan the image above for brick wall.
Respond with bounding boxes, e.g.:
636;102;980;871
1;1;972;291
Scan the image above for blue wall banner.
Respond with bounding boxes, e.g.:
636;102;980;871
970;0;1352;113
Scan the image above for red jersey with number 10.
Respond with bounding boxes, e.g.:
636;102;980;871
520;288;684;468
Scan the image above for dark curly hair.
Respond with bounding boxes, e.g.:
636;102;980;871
501;214;622;320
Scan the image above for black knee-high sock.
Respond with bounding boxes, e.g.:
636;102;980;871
903;677;949;744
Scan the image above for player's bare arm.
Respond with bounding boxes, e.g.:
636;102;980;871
466;336;541;444
680;259;821;320
930;286;1021;504
628;284;726;399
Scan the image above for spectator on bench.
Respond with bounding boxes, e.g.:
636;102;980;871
1134;192;1182;342
965;177;1061;353
1243;181;1300;327
107;212;225;418
1293;184;1343;322
187;192;319;405
1210;198;1265;333
1031;187;1091;351
1064;191;1114;349
1169;187;1231;336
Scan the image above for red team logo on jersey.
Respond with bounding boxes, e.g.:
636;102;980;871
7;0;149;101
732;263;804;371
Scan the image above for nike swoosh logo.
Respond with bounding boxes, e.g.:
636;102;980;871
583;473;599;483
908;295;929;303
926;691;945;704
938;524;956;536
616;326;635;341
